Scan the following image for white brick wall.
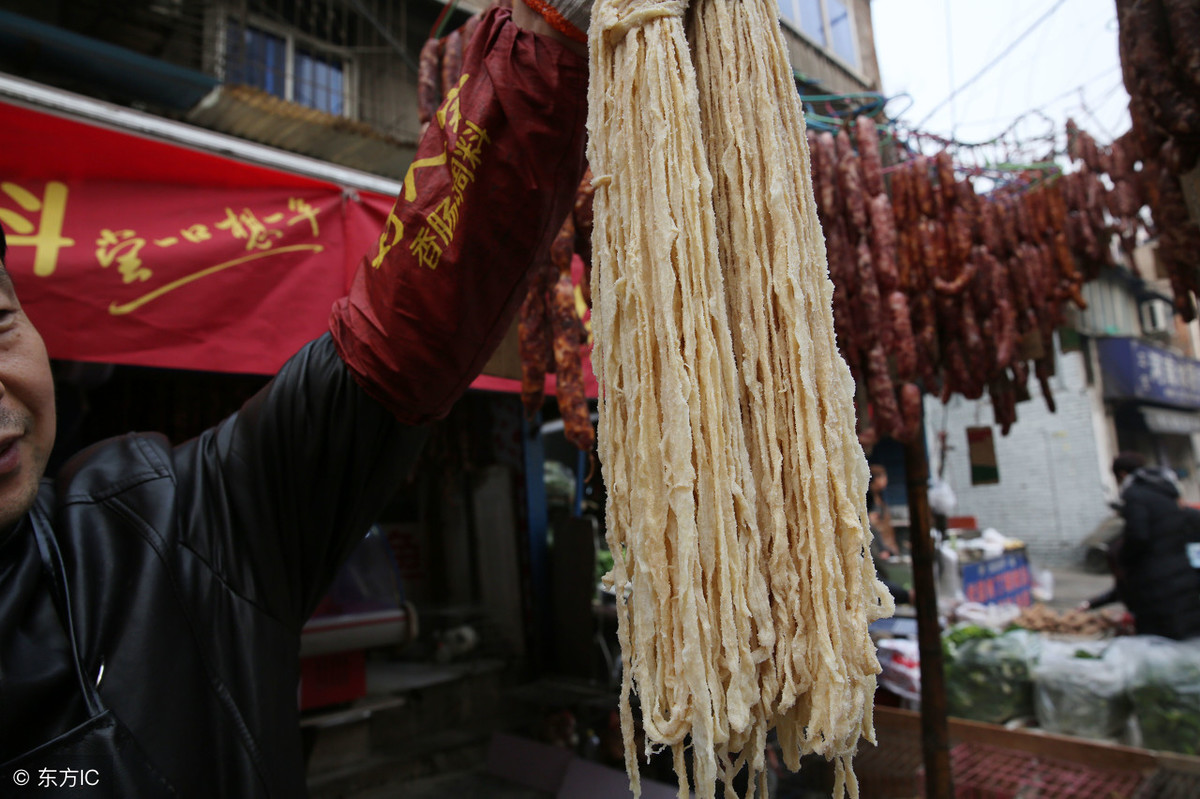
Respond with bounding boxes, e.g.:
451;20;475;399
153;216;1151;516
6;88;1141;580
922;342;1113;568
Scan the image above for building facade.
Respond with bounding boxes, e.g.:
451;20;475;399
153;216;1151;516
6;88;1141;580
927;246;1200;567
1;0;881;182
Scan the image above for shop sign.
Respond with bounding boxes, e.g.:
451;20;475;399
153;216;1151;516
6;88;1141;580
1141;406;1200;435
1097;337;1200;410
960;550;1032;607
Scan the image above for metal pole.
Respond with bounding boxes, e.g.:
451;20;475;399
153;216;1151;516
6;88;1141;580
904;423;954;798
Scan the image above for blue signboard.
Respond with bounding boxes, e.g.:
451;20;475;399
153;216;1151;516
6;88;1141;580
1097;337;1200;410
960;550;1032;607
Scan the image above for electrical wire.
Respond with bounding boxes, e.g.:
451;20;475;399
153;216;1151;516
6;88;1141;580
915;0;1071;131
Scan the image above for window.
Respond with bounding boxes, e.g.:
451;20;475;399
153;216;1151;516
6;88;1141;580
779;0;858;68
226;20;348;116
788;0;826;46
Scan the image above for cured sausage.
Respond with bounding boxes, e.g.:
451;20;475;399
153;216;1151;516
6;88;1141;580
896;382;922;444
551;271;594;452
440;28;464;98
853;240;882;348
574;168;596;306
867;194;899;293
913;155;935;218
418;37;443;125
855;115;885;197
816;132;840;215
865;345;901;438
888;292;918;381
838;150;868;235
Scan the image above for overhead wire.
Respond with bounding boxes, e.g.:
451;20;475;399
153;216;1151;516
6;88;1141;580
915;0;1071;130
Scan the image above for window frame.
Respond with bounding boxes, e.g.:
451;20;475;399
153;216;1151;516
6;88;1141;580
778;0;862;75
218;10;357;119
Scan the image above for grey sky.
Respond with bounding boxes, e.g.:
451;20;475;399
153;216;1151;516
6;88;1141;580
872;0;1131;155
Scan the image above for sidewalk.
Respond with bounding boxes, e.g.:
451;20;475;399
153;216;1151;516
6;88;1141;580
1045;566;1121;612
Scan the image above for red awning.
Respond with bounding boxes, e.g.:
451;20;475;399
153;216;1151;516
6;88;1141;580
0;99;395;375
0;96;596;400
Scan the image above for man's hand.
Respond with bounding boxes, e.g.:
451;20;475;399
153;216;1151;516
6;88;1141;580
512;0;589;55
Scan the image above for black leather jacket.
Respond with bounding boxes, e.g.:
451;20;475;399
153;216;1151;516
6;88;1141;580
0;334;427;796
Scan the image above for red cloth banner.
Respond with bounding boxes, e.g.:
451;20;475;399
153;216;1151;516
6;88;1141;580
0;100;395;375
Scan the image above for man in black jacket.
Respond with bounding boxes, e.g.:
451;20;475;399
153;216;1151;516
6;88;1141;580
0;2;590;795
1104;451;1200;640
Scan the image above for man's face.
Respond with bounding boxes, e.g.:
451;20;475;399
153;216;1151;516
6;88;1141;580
0;262;55;534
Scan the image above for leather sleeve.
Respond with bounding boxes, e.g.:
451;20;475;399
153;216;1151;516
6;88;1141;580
173;333;428;626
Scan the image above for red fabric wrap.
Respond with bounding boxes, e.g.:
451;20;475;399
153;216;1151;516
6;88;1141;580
330;7;587;425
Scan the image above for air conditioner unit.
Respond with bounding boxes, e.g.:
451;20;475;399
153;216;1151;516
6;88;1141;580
1140;298;1174;338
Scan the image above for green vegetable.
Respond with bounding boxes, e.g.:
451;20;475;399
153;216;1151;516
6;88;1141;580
1034;642;1128;740
943;628;1040;724
1127;647;1200;756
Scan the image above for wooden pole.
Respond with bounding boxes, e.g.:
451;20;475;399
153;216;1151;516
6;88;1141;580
904;428;954;798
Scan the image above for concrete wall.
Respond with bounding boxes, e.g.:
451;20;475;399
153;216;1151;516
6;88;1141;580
922;338;1114;568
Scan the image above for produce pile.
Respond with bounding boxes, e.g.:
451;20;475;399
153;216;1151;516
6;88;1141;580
1033;641;1130;741
938;625;1200;755
942;626;1040;725
1124;637;1200;756
1010;603;1125;637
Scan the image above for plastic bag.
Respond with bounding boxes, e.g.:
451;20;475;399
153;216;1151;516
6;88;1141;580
944;627;1041;724
877;638;921;703
936;541;963;617
954;601;1022;630
1114;636;1200;755
928;477;957;517
1033;640;1129;740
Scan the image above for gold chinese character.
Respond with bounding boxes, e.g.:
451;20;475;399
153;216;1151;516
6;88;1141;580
286;198;321;237
0;181;76;277
403;151;448;203
371;211;405;269
216;208;281;251
450;158;475;196
426;196;459;246
154;237;179;247
409;226;442;270
95;229;151;283
263;213;284;224
453;120;491;172
436;74;470;136
181;224;212;243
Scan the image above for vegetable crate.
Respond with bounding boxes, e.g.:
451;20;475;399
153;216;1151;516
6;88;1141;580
1133;766;1200;799
926;742;1145;798
861;707;1173;799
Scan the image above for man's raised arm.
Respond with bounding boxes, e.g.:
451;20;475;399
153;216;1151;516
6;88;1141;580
330;4;588;426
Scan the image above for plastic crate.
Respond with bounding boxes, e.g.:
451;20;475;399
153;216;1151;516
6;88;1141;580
919;743;1147;799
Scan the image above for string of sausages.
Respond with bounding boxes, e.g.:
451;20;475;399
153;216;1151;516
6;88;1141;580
1114;0;1200;322
808;117;1125;443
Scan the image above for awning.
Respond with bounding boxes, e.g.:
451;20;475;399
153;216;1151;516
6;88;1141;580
0;80;595;400
0;92;395;376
